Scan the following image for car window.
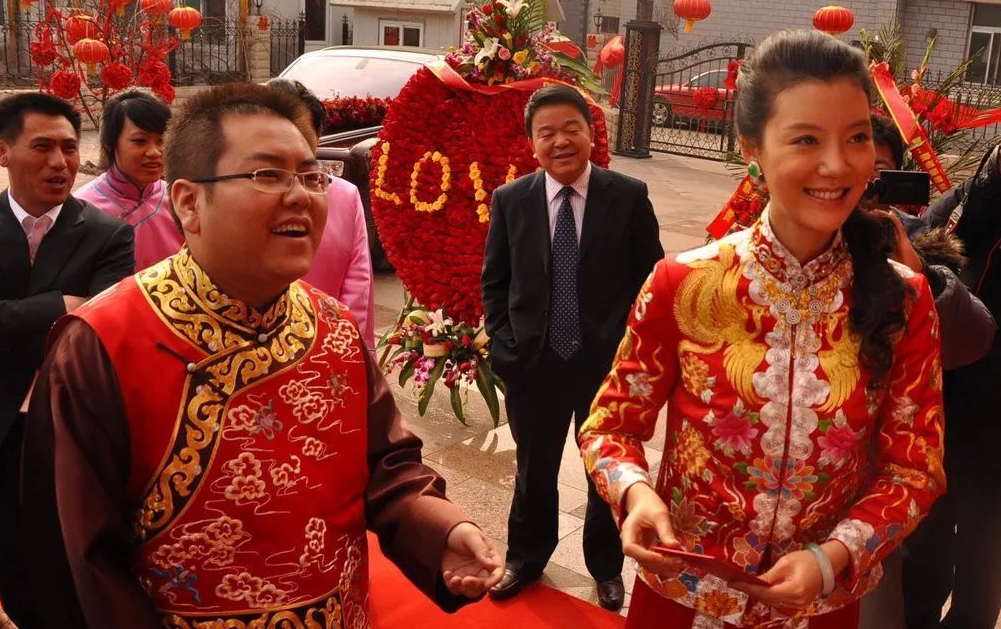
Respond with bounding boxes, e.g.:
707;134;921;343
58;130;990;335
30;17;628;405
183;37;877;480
688;70;727;89
281;55;426;99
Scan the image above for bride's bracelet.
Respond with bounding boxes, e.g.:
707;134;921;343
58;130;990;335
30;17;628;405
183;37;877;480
805;542;836;596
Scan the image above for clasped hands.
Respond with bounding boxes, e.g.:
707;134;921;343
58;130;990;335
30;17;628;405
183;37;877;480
621;482;849;611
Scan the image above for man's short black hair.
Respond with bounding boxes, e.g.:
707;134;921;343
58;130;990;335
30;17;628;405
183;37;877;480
523;84;593;137
871;113;905;169
266;78;325;135
0;92;82;143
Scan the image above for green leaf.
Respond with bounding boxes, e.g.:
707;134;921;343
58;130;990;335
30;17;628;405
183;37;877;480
450;386;469;426
818;419;831;432
672;487;683;504
817;472;831;484
417;360;446;416
734;462;749;474
476;365;501;427
398;361;415;387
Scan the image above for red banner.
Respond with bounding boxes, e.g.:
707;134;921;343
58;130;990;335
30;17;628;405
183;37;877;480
426;62;598;105
871;62;952;193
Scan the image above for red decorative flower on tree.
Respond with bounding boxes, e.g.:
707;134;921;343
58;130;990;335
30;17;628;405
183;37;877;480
100;62;134;90
50;70;82;100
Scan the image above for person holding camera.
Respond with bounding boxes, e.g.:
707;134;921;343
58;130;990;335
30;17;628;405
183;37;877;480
899;130;1001;629
857;115;996;629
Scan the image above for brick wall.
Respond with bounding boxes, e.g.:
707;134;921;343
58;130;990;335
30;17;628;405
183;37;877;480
900;0;972;78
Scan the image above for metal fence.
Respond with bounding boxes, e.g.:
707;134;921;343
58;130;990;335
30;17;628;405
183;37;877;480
1;13;304;88
270;16;304;77
0;13;43;87
169;16;253;86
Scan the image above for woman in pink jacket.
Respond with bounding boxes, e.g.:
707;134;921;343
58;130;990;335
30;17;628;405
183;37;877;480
75;90;183;272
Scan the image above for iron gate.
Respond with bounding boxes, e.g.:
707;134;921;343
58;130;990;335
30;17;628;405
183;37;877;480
648;42;749;161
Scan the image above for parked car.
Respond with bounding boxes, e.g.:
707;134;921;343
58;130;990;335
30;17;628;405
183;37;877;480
652;69;735;129
279;46;443;270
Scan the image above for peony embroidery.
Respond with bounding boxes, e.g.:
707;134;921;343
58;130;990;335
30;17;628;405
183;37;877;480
817;410;865;469
627;372;654;398
705;400;758;456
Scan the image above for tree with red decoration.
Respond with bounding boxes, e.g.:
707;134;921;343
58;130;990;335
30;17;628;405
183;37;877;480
28;0;200;128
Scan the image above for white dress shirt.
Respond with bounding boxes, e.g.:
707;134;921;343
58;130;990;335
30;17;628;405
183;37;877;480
544;162;591;244
8;190;63;235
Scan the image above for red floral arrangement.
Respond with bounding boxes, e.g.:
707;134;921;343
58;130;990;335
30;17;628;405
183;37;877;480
320;96;393;134
374;0;608;424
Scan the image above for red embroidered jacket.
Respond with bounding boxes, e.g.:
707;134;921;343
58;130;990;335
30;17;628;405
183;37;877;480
580;216;946;628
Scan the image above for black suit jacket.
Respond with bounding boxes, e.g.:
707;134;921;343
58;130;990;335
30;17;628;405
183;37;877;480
481;166;664;385
0;190;134;440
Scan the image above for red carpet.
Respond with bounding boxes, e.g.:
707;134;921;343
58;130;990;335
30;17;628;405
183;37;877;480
368;534;626;629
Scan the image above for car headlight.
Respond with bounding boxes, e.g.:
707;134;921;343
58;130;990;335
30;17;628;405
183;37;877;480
319;159;345;178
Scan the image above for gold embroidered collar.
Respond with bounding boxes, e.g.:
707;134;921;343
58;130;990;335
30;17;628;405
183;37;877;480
172;246;296;335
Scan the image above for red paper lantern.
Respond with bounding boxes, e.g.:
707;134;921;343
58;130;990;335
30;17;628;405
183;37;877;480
813;4;854;36
168;6;201;40
140;0;173;20
673;0;711;33
73;37;109;75
64;15;99;46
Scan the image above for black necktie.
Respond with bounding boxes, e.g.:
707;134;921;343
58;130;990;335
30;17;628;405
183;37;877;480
549;186;581;360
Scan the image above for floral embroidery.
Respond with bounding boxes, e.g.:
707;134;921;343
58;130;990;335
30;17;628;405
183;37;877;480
681;353;716;403
627;372;653;398
705;400;758;456
672;420;711;479
671;494;715;546
694;589;741;617
817;411;865;469
890;396;920;426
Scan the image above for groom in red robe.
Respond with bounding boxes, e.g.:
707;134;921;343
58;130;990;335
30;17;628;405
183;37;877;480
19;82;501;629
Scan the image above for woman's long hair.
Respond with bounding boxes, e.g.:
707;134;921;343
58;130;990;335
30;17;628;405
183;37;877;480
736;30;911;386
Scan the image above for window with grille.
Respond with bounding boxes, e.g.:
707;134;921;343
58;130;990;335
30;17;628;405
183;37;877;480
966;4;1001;84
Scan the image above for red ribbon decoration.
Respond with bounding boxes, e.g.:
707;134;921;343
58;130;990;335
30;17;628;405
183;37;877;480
871;61;951;194
593;36;625;106
705;175;763;239
426;61;598;105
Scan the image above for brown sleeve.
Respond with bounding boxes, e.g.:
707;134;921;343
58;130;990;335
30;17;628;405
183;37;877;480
20;318;162;629
362;348;471;611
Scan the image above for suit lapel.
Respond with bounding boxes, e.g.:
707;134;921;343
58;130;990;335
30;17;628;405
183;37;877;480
0;191;31;297
520;172;551;276
28;195;85;293
580;166;613;260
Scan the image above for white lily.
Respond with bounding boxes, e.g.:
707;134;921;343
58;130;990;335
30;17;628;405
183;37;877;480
428;309;450;336
498;0;528;18
474;37;501;66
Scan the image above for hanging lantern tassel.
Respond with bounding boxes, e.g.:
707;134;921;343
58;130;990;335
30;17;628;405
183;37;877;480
673;0;712;33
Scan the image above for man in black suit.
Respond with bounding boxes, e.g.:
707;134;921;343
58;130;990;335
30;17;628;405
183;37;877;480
481;85;664;610
0;92;134;625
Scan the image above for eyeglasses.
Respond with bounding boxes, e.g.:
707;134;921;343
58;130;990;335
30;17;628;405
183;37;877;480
191;168;331;195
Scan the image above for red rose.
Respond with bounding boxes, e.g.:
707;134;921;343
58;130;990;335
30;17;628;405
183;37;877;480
493;13;504;25
482;3;492;14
